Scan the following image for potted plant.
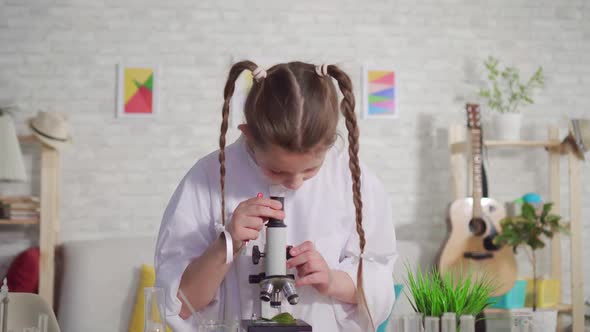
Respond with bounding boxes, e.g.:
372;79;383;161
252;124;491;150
494;202;569;332
404;265;495;330
478;56;544;140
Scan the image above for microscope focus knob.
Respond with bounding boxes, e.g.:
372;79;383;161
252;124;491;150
252;245;262;265
249;273;263;284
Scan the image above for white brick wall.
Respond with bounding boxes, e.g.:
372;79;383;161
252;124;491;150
1;0;588;302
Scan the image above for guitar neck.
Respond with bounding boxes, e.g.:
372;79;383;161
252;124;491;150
471;128;483;217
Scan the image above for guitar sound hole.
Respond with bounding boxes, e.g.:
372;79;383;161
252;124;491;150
469;218;487;236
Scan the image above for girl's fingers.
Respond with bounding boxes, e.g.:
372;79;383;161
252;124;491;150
254;197;283;210
296;261;321;277
287;251;319;268
295;272;327;287
241;217;265;231
242;197;283;210
240;228;261;241
289;241;314;256
243;204;285;220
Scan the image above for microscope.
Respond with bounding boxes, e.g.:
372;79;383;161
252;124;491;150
241;196;312;331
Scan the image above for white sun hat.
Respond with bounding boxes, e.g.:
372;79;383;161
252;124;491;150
28;111;72;150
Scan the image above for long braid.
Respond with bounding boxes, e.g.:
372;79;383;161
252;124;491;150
327;65;373;329
219;60;258;225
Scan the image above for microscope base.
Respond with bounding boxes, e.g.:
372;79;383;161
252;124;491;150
240;319;312;331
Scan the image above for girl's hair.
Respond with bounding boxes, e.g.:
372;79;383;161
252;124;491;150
218;61;372;327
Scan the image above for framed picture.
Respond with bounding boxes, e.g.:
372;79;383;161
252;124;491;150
117;64;159;118
361;66;397;119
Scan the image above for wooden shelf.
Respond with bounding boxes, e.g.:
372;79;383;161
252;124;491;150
484;303;572;314
451;140;561;153
0;218;39;225
1;144;61;308
449;124;584;331
484;140;560;148
555;303;573;313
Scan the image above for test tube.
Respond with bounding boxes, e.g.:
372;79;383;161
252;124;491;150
403;313;423;332
390;314;404;332
459;315;475;332
441;313;456;332
424;316;440;332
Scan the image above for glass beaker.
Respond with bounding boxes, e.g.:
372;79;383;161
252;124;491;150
511;310;533;332
144;287;167;332
403;313;423;332
424;316;440;332
390;314;404;332
459;315;475;332
441;312;456;332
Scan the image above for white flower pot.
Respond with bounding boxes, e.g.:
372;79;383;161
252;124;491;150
531;309;557;332
494;113;522;140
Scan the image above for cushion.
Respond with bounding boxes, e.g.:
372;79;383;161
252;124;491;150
6;247;40;293
128;264;171;332
57;237;157;332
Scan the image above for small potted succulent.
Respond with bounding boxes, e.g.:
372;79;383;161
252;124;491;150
478;56;544;140
494;202;569;332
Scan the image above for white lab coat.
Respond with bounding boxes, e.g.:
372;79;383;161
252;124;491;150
155;138;397;331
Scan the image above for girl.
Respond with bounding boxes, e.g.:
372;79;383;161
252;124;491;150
155;61;397;331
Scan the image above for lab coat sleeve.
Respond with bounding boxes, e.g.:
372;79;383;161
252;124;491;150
154;161;221;325
332;169;398;331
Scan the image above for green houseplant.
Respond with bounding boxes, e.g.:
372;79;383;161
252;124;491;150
494;202;568;331
478;56;544;140
405;265;495;325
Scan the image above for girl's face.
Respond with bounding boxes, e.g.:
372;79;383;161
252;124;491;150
251;143;327;190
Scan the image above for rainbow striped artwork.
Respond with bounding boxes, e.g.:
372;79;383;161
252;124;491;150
117;65;159;118
362;67;397;119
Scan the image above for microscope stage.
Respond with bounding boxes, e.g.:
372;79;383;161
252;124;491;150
241;319;312;331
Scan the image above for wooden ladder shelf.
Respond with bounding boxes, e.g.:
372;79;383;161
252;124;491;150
2;135;62;307
449;125;584;332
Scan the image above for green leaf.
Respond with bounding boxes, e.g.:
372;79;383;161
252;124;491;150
541;203;553;220
522;203;536;220
271;313;296;324
546;214;561;224
479;90;491;98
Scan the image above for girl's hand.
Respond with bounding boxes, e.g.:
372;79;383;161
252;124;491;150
227;195;284;253
287;241;333;295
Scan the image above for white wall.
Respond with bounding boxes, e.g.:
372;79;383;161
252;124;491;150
1;0;588;302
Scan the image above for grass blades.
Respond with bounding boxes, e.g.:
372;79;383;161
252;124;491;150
404;264;496;320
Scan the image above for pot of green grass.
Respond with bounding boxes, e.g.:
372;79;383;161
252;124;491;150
404;265;496;330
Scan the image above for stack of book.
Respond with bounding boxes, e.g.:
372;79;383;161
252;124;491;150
0;196;40;222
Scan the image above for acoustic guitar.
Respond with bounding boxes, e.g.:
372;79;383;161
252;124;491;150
439;103;517;296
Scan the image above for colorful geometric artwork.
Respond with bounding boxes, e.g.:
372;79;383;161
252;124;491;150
362;67;397;119
117;65;159;118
